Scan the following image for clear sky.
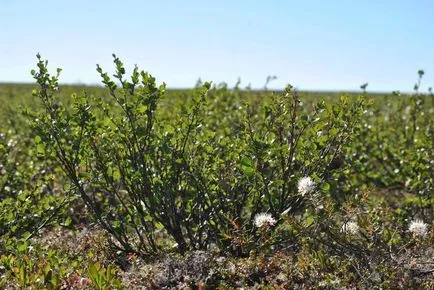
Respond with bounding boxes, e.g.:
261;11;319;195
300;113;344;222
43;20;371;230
1;0;434;91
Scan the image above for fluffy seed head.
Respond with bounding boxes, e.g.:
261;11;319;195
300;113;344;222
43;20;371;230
254;213;276;228
341;221;359;235
408;219;428;237
297;176;315;196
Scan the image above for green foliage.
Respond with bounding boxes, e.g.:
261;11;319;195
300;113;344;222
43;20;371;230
0;104;70;243
29;55;371;258
343;71;433;219
88;263;123;290
0;56;432;288
0;241;69;288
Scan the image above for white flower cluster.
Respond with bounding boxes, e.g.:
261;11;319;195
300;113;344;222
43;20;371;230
340;221;359;235
254;213;276;228
408;219;428;237
280;177;317;215
297;176;315;196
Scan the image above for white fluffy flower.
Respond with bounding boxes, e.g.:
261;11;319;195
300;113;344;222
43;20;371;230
408;219;428;237
254;213;276;228
297;176;315;196
341;221;359;235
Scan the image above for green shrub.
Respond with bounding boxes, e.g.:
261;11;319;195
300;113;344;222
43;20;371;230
29;54;370;258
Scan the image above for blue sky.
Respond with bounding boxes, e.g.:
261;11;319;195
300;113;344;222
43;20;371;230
1;0;433;91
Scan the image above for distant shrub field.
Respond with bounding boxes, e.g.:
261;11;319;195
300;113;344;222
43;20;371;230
0;55;432;289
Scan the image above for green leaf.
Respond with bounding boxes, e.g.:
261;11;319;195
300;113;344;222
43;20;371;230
113;169;121;182
239;157;255;177
322;182;330;192
305;216;315;227
36;143;45;154
137;104;147;114
17;242;28;253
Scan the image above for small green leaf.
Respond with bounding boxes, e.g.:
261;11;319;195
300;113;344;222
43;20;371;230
322;182;330;192
239;157;255;177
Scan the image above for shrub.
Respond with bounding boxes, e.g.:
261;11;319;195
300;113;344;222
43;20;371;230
30;54;368;258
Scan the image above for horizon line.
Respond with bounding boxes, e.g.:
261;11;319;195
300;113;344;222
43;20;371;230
0;81;422;95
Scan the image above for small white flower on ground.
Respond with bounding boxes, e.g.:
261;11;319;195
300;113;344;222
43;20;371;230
408;219;428;237
341;221;359;235
254;213;276;228
297;176;315;196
